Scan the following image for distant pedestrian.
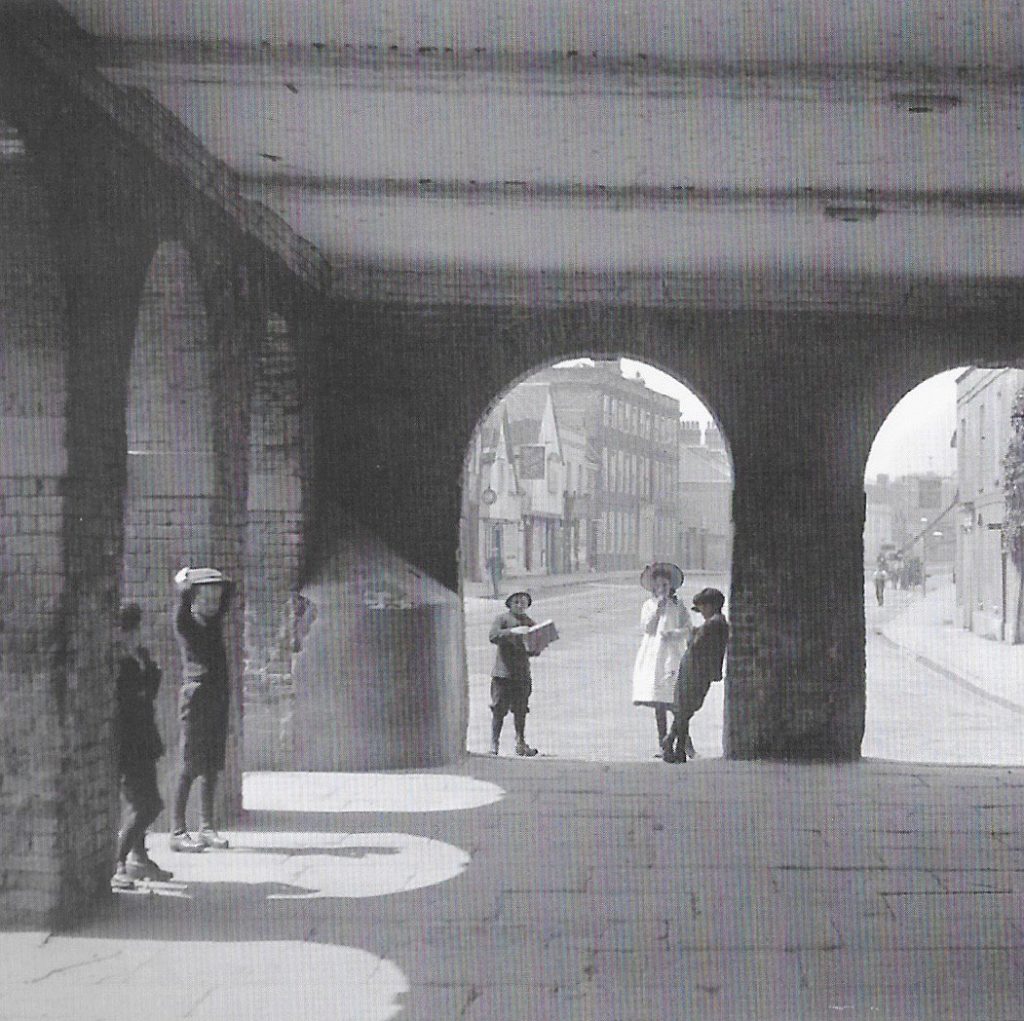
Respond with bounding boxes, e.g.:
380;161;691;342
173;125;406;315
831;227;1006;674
662;588;729;763
489;591;540;757
111;603;173;889
631;563;691;757
169;566;235;853
486;551;504;599
873;566;887;606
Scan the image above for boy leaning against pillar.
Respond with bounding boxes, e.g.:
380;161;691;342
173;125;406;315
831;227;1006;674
111;602;174;890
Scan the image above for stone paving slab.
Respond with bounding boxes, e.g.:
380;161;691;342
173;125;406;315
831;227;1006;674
4;757;1024;1020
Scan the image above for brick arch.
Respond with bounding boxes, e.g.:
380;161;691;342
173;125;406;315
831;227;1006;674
121;239;231;820
461;355;734;583
242;310;310;769
460;356;737;752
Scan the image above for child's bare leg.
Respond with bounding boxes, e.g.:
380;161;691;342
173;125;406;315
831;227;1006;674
655;706;668;743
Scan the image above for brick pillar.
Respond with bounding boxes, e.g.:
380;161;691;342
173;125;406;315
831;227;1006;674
0;132;74;925
724;381;868;761
200;254;261;820
243;313;307;769
0;123;152;923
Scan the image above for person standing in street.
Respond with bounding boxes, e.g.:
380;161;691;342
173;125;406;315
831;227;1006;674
169;566;235;853
631;563;691;757
663;587;729;763
489;591;540;757
873;565;888;606
486;550;504;599
111;603;174;889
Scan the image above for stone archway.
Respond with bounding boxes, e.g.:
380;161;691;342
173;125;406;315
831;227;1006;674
459;356;736;761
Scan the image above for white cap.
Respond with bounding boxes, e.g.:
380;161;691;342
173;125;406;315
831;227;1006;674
175;566;229;591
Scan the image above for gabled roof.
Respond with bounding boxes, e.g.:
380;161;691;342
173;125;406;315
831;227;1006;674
479;403;518;469
504;385;552;447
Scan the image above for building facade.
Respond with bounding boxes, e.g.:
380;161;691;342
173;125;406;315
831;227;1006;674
955;367;1024;641
462;404;524;582
678;421;733;571
533;361;682;571
505;385;566;575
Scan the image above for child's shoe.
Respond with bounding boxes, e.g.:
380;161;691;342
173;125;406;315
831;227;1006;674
489;738;500;755
111;863;135;890
126;856;174;882
169;831;206;853
515;739;538;757
198;827;229;849
684;736;698;760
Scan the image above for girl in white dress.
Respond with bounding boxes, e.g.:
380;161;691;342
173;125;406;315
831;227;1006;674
631;563;691;755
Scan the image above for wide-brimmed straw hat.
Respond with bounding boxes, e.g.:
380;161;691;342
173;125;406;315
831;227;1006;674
504;591;533;609
640;562;684;592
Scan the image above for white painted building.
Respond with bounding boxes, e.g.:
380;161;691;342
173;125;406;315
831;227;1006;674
505;385;565;574
955;368;1024;642
470;404;525;580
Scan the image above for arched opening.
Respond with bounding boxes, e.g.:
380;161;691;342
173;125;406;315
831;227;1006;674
460;357;734;761
863;367;1024;765
122;241;223;814
242;311;308;770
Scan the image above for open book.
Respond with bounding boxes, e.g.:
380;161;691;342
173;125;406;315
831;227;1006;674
521;619;559;655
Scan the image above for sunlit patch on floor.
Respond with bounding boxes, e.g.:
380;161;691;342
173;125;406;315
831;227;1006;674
243;771;505;812
148;830;471;899
1;934;408;1021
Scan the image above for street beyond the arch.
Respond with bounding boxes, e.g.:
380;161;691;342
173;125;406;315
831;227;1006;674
464;572;1024;766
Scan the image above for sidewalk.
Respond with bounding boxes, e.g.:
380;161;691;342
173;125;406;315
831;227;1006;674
878;580;1024;713
463;567;726;602
463;567;637;602
4;759;1024;1020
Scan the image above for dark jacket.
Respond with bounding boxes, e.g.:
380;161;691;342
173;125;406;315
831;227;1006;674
675;612;729;715
175;584;234;773
174;584;233;688
686;613;729;688
489;610;535;682
115;644;164;770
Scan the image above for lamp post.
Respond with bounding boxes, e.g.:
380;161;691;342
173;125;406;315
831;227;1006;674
920;517;929;596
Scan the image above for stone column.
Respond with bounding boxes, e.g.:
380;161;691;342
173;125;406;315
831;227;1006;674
0;134;73;926
723;378;869;761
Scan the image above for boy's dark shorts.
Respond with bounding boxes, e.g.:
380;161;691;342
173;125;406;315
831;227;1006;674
121;759;163;818
179;679;229;775
491;676;531;717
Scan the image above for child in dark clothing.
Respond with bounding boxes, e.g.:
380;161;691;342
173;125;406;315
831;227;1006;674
488;591;540;757
170;566;235;853
112;603;173;889
662;588;729;764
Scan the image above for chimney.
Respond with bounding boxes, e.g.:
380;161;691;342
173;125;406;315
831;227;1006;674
679;419;701;447
704;424;724;450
